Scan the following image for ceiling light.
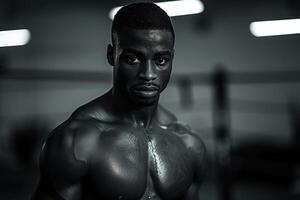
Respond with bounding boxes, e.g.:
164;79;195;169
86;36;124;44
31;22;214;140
0;29;31;48
109;0;204;20
250;18;300;37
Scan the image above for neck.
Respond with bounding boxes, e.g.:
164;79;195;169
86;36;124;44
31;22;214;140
111;88;158;129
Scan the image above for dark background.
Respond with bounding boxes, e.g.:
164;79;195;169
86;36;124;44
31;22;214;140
0;0;300;199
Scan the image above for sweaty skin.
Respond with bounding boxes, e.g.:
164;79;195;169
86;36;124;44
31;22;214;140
34;92;205;200
33;29;205;200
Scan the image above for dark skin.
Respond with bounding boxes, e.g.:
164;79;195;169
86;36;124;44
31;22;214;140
33;28;205;200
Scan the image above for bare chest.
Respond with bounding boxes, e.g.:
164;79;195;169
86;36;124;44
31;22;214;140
84;126;195;200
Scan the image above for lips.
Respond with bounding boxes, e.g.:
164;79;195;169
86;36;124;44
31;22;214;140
132;84;159;98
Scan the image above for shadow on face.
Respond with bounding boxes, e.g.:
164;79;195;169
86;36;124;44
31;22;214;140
110;29;175;106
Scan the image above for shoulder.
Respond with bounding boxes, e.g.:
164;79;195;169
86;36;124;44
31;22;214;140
167;121;206;160
70;90;118;124
167;121;206;182
156;105;205;155
40;119;101;185
156;105;177;128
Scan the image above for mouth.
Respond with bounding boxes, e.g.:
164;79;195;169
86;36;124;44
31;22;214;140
132;84;159;98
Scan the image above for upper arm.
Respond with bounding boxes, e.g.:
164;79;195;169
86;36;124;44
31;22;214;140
168;122;206;200
189;133;206;184
33;120;98;200
185;127;206;184
169;121;206;184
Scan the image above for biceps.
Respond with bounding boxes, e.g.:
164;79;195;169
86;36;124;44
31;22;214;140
194;138;207;185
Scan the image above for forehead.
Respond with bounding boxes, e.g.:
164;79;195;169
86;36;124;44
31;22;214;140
117;29;174;51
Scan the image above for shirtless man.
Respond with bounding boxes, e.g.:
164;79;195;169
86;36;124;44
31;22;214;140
33;3;206;200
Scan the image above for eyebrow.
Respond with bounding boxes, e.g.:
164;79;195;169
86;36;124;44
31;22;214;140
122;48;173;57
122;48;143;57
155;51;173;56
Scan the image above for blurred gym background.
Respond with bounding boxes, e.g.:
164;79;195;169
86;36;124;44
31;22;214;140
1;0;300;199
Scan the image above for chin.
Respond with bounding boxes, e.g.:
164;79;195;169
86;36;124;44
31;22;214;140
130;95;158;106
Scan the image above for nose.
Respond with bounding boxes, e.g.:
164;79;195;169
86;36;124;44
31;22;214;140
138;60;157;81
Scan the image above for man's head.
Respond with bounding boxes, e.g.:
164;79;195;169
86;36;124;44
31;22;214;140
107;2;175;106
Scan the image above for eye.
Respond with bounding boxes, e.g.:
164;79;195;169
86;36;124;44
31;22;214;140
155;57;169;66
126;55;140;65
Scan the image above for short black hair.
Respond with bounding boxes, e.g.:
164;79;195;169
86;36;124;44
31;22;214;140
111;2;175;45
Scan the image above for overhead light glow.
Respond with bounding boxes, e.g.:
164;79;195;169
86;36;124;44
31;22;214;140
0;29;31;48
109;0;204;20
250;18;300;37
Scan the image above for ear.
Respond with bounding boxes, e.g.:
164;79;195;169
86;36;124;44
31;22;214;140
107;44;115;66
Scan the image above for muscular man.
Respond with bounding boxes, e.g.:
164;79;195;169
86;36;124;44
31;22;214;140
33;3;206;200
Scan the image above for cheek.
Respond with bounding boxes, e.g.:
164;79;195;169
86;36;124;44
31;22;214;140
157;67;172;89
118;67;138;86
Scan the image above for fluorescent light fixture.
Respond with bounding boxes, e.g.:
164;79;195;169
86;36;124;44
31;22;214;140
109;0;204;20
250;18;300;37
0;29;31;47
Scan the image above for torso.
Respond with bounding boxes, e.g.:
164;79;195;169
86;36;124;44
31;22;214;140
80;123;195;200
42;92;203;200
